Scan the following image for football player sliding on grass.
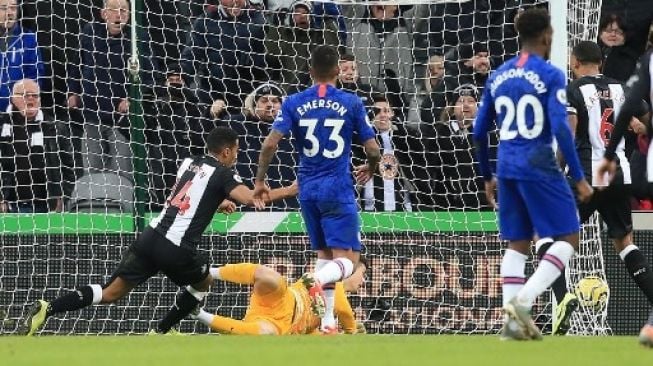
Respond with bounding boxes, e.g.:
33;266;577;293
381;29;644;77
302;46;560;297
190;259;368;335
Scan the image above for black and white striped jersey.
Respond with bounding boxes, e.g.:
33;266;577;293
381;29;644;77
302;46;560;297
605;51;653;182
567;74;645;186
149;156;243;249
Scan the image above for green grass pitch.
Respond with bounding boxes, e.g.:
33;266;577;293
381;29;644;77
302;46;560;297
1;335;653;366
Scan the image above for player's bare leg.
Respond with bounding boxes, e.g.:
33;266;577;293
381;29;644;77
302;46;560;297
101;277;137;303
19;276;135;336
156;274;212;334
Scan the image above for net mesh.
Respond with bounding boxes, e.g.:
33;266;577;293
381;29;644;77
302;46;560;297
567;214;611;336
0;0;621;335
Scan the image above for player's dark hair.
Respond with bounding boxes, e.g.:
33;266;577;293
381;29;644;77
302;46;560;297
207;127;238;153
572;41;603;65
515;8;551;43
311;45;340;79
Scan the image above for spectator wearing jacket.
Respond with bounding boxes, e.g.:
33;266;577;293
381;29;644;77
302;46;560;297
410;54;445;129
353;94;413;212
267;0;347;44
432;84;493;210
221;82;298;209
443;42;491;99
336;53;375;107
181;0;267;108
598;13;641;82
0;0;44;112
265;0;340;93
67;0;155;127
67;0;155;181
348;4;415;119
0;80;76;213
144;62;213;208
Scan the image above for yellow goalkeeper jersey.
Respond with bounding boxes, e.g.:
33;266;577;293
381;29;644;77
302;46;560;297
243;279;356;335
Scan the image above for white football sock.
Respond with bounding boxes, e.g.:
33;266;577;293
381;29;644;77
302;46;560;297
209;267;220;280
315;259;330;272
89;284;103;305
314;257;354;285
196;309;213;325
501;249;528;307
321;287;336;329
517;241;575;307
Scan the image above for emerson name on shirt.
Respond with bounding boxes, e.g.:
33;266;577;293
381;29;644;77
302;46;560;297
296;98;349;117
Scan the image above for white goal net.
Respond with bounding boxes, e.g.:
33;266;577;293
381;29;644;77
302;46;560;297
0;0;609;335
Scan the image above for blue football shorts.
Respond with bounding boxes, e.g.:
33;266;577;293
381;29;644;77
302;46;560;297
498;177;580;241
300;199;361;251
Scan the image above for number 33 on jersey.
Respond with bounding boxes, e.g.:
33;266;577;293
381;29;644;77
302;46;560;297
270;84;375;203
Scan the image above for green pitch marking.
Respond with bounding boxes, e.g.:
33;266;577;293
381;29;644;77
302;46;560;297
0;212;499;234
0;335;651;366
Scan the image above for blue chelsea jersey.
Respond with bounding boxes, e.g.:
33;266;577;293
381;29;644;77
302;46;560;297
473;52;584;182
272;84;376;202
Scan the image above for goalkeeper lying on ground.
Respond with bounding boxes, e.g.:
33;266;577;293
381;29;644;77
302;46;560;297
190;259;367;335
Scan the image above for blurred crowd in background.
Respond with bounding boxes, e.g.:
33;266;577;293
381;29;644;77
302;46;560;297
0;0;652;213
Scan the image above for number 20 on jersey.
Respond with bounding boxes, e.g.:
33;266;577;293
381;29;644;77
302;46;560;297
496;95;544;140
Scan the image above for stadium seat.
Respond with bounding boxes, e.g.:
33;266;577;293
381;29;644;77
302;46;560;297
66;173;135;213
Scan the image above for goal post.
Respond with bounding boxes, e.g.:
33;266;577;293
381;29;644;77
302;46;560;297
129;0;148;232
550;0;611;336
549;0;568;73
0;0;613;335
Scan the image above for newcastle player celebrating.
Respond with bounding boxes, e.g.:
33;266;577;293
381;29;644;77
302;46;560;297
543;41;653;336
19;127;298;336
597;44;653;347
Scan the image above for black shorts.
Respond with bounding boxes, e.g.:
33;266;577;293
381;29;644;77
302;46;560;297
576;183;633;239
111;228;209;287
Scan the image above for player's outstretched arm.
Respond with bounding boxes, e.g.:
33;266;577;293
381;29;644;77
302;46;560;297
352;98;381;184
217;199;236;214
228;180;298;208
598;53;652;183
354;138;381;184
549;71;593;202
560;84;583;168
253;130;285;207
